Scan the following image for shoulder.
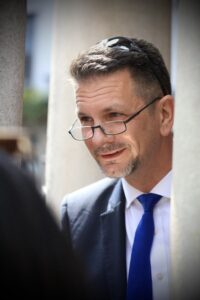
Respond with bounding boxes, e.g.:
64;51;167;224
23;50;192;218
61;177;118;219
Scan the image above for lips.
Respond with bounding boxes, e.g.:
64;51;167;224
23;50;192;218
100;148;125;159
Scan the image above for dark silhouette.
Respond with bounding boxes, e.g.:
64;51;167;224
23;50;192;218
0;150;86;298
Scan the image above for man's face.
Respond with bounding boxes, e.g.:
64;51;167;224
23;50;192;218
75;69;168;182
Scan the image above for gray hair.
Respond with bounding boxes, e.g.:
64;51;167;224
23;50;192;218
70;36;171;100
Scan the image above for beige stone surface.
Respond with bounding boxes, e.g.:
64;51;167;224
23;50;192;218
0;1;26;126
171;1;200;299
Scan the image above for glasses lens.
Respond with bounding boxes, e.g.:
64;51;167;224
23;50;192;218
71;125;92;141
103;121;126;135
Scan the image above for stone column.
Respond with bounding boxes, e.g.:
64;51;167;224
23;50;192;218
0;0;26;126
46;0;171;215
171;1;200;299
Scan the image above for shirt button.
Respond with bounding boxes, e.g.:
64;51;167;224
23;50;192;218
157;273;164;280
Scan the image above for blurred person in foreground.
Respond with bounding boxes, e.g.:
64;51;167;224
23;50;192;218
0;150;86;298
61;36;174;300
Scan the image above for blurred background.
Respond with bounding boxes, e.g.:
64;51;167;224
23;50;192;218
23;0;53;187
0;0;54;189
0;0;53;190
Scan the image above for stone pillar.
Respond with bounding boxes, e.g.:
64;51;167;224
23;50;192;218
171;1;200;299
0;0;26;126
46;0;171;214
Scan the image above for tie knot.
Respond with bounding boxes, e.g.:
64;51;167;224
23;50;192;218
137;193;162;212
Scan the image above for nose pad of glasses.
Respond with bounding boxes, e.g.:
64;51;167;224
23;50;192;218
92;125;105;138
92;125;113;141
92;125;115;144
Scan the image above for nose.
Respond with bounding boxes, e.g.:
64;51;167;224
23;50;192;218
91;125;114;145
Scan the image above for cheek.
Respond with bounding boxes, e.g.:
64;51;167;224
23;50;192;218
122;131;140;155
125;119;156;157
139;123;161;157
84;140;95;155
125;124;139;144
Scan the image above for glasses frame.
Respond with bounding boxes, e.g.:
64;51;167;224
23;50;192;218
101;36;143;53
68;96;161;141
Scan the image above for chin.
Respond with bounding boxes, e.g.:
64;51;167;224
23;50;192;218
100;161;136;178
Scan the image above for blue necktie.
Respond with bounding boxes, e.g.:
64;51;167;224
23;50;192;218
126;193;162;300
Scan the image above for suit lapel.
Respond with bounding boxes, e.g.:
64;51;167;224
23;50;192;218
100;180;127;300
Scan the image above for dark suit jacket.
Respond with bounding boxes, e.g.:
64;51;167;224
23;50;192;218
61;177;127;300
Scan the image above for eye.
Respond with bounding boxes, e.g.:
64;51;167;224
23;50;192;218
107;112;126;120
79;115;93;126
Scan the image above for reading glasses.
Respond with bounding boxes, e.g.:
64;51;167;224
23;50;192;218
68;96;161;141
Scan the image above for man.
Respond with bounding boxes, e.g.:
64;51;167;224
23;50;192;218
61;36;174;300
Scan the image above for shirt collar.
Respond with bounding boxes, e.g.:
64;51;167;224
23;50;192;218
121;170;172;209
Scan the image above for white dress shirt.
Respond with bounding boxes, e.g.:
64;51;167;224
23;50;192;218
122;171;172;300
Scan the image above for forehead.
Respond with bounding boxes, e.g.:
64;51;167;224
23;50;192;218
75;69;137;105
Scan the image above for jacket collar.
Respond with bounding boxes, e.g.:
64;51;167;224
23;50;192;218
100;179;127;300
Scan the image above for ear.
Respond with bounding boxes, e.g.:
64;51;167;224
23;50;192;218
159;95;174;136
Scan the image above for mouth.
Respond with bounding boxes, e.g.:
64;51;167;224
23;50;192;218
100;148;126;160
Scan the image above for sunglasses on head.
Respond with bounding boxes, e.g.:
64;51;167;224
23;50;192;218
98;36;167;96
101;36;143;53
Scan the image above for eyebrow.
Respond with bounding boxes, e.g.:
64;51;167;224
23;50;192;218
101;104;124;112
77;104;125;118
77;111;88;118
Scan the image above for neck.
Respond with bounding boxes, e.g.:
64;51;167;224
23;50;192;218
125;136;173;192
126;165;172;193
